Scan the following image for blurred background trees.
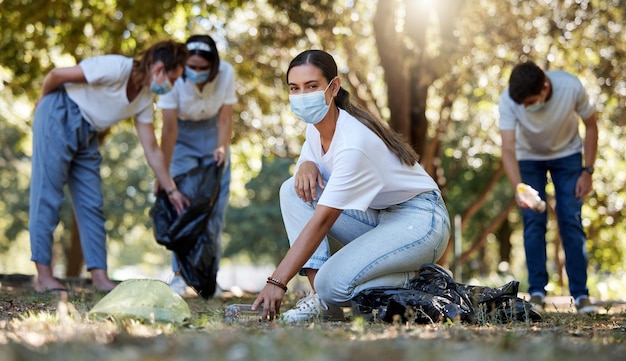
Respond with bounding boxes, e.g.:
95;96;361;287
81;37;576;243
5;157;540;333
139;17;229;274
1;0;624;298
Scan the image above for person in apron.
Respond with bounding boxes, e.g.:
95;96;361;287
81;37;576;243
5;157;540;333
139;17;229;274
156;34;237;296
30;40;190;294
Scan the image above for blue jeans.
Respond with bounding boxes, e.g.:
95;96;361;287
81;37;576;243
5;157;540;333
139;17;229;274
30;88;107;270
279;176;451;306
518;152;589;299
170;116;230;273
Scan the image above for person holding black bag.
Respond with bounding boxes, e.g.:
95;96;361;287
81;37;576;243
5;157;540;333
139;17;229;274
156;34;237;297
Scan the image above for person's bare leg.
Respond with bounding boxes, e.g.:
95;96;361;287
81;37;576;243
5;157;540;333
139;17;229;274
34;262;67;291
305;269;318;292
90;268;116;292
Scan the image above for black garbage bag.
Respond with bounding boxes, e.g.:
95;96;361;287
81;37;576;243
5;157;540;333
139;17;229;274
351;287;413;320
407;263;476;323
351;263;542;324
460;282;542;322
149;163;223;299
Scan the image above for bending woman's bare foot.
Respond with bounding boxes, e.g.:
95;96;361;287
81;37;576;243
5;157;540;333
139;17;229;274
34;262;69;301
34;277;67;292
90;268;117;292
34;262;68;294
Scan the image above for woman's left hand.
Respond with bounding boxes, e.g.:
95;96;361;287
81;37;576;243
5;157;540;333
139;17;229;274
294;161;324;203
252;283;285;321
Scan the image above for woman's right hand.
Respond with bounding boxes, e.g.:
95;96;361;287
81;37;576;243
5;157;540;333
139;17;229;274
252;282;286;321
294;161;324;203
168;189;190;214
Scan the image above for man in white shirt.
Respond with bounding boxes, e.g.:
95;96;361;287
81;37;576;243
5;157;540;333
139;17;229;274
498;60;598;313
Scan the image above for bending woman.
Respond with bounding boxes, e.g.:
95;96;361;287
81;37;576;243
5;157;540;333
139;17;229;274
30;40;190;293
252;50;450;323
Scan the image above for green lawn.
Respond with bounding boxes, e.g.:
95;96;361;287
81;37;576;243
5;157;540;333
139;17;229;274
1;278;624;361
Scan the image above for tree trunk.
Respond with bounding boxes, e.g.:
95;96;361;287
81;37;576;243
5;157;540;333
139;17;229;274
374;0;467;174
373;0;411;137
497;219;513;265
66;211;84;277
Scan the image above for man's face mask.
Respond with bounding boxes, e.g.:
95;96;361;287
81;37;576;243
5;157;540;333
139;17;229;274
526;100;544;112
289;78;336;125
525;84;548;113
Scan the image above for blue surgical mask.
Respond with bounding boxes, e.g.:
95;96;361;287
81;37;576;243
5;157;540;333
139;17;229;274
526;101;544;113
185;66;210;84
150;78;173;95
289;78;335;124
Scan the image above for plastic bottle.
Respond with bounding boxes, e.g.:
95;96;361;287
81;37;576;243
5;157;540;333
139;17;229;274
516;183;546;213
224;304;265;323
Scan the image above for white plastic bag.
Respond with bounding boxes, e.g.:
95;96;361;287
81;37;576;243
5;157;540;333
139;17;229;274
516;183;546;213
88;279;191;325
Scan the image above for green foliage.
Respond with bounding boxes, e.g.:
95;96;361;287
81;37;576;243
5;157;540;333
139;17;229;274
223;156;294;265
0;101;31;252
0;0;624;294
0;0;189;99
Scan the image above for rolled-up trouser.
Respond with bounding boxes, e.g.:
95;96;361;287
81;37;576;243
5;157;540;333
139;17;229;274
29;88;107;270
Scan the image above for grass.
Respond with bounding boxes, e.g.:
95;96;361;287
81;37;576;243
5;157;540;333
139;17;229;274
1;283;625;361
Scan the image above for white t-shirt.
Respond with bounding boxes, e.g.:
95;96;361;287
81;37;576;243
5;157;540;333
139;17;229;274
296;109;439;211
498;70;596;161
65;55;154;131
156;61;237;120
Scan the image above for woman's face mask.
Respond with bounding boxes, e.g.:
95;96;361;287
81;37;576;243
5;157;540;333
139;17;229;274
289;78;335;125
185;66;210;84
150;70;173;95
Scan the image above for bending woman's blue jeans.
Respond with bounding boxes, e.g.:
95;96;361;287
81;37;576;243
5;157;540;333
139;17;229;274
279;176;450;306
518;152;589;300
170;116;230;274
29;88;107;270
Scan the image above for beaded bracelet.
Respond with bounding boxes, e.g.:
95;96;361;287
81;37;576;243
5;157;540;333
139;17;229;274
266;276;288;292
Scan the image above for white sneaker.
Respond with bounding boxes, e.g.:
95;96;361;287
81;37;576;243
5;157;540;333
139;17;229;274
168;274;187;297
280;293;345;323
529;292;545;312
575;296;599;314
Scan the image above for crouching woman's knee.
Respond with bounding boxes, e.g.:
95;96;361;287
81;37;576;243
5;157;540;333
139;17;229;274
314;267;351;306
279;176;297;202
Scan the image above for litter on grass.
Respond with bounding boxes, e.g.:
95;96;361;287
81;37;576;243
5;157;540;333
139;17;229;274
352;263;542;324
88;279;191;325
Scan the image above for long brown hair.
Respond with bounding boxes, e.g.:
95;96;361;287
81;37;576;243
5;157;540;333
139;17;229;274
286;50;420;166
131;40;188;88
